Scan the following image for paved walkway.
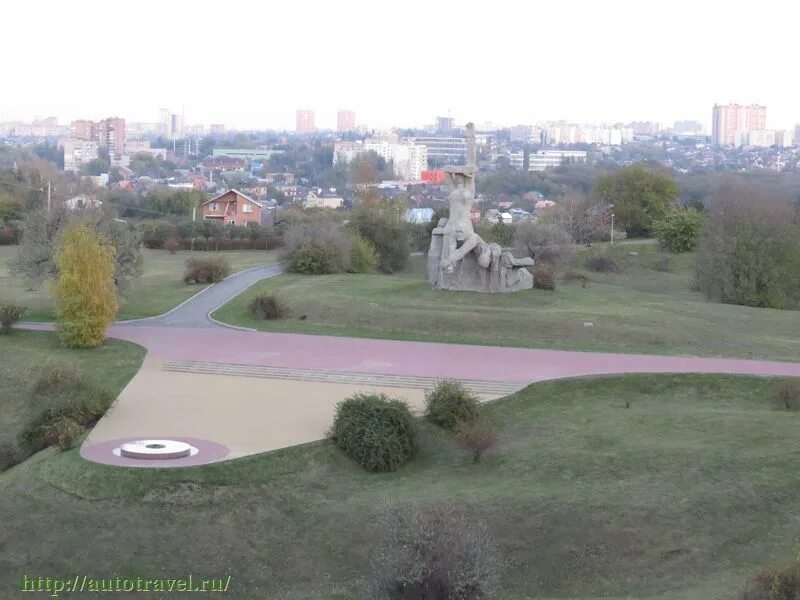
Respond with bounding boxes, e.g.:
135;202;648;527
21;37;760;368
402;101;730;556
22;262;800;467
107;324;800;383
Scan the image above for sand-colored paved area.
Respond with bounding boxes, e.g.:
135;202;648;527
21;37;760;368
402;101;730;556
84;356;502;464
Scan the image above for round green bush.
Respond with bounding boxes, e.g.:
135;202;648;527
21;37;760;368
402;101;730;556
287;241;342;274
330;394;417;472
424;380;480;430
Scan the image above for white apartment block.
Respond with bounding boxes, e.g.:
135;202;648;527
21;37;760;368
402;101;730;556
744;130;776;148
507;149;588;171
528;150;588;171
544;124;633;146
333;141;428;180
60;139;99;172
124;140;168;159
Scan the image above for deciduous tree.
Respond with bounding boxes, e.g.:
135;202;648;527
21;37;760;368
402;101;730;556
52;221;118;348
694;182;800;309
594;164;679;237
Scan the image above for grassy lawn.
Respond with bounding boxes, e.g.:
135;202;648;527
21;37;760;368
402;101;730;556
0;246;278;321
212;243;800;361
0;330;146;447
2;374;799;598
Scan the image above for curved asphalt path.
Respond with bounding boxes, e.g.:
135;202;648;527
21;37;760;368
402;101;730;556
120;263;284;329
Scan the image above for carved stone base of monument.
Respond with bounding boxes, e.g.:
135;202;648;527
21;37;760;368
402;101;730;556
428;221;534;293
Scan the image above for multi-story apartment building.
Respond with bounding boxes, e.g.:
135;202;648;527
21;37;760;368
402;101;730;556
71;120;96;140
402;136;467;166
337;110;356;132
296;109;315;133
508;149;588;172
61;139;99;172
333;140;428;180
711;103;767;146
96;117;126;157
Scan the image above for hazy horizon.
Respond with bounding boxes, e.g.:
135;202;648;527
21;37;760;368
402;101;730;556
2;0;798;131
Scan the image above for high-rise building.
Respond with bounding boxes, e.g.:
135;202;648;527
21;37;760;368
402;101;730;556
674;120;704;135
71;120;96;141
296;109;315;133
337;109;356;132
210;124;225;135
435;116;455;134
159;108;171;137
711;103;767;146
96;117;126;157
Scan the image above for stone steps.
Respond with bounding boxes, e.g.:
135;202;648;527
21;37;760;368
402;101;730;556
162;360;526;397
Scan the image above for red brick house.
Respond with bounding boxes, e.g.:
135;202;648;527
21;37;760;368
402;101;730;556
200;189;263;226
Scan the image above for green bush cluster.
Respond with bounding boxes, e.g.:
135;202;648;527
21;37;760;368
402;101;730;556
330;394;417;472
652;209;705;253
20;363;113;453
183;256;231;283
283;225;352;274
248;293;290;320
350;206;409;274
424;380;480;430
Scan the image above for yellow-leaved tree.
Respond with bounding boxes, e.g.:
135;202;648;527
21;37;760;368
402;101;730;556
52;221;118;348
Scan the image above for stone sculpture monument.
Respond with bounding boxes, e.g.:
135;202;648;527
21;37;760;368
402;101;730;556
427;122;534;293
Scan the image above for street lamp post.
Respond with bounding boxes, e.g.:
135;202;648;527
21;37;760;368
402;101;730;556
610;213;615;245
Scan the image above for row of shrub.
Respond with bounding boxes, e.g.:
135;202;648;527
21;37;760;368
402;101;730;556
330;380;498;473
167;237;285;252
139;220;285;252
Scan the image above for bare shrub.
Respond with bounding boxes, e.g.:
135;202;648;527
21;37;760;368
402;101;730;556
164;237;181;254
515;222;573;266
0;303;27;334
584;255;620;273
370;502;501;600
248;293;290;320
455;418;499;463
533;263;556;290
775;381;800;411
183;256;231;283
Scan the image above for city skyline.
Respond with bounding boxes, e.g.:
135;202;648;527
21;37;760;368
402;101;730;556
2;0;798;130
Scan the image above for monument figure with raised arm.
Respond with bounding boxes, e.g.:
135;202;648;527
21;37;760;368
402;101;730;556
427;122;534;293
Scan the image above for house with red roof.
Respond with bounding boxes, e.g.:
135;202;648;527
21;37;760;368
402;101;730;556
199;189;264;226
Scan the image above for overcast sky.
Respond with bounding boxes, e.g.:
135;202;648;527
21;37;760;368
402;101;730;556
2;0;797;131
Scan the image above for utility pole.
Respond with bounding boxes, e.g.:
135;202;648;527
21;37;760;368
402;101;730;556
47;180;51;213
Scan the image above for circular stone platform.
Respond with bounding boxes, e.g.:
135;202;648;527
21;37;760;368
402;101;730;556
81;437;229;468
118;439;196;460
